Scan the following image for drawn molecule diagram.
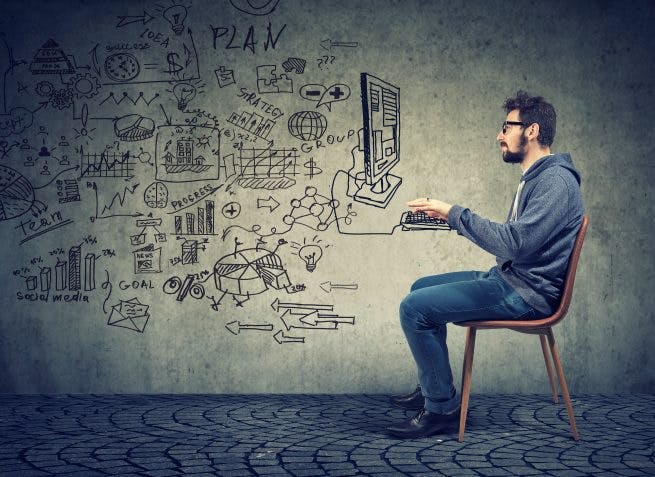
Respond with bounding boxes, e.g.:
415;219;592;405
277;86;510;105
283;186;339;232
0;165;45;221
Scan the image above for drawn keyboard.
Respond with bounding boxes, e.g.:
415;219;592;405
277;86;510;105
400;211;451;231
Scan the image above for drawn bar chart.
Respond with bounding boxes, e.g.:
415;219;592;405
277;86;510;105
24;246;96;293
227;110;275;140
174;200;215;235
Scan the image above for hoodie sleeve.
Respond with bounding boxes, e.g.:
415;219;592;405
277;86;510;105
447;173;570;260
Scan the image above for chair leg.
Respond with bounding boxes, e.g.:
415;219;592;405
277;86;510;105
458;327;476;442
546;328;580;441
540;334;559;404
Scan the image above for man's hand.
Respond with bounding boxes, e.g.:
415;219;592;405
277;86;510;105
407;197;452;221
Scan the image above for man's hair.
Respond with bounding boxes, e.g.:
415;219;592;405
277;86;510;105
503;91;556;147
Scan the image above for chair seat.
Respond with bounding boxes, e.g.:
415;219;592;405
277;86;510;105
456;215;588;442
455;317;559;333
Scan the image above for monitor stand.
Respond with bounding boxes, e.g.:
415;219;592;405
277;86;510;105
354;173;402;208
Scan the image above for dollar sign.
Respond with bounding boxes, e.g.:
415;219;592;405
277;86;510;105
303;157;322;179
166;52;184;76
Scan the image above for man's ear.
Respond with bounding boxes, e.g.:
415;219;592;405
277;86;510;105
526;122;540;142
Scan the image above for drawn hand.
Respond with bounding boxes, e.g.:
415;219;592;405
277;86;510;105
407;197;452;221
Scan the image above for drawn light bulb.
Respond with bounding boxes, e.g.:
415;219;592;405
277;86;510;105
172;83;196;111
163;5;188;35
298;244;323;272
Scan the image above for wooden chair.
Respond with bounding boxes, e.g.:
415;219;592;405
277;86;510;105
455;215;589;442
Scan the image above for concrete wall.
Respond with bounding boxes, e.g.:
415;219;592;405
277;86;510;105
0;0;653;394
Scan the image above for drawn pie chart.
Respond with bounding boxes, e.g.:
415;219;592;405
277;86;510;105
0;165;36;221
214;248;290;296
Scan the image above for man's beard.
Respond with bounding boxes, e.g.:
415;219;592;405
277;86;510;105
502;134;527;164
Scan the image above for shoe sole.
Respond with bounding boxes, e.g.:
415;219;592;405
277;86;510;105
386;420;459;439
390;401;425;410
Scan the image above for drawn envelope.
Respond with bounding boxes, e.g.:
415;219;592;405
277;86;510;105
107;297;150;333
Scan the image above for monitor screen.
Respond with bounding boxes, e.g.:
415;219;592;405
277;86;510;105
360;73;400;185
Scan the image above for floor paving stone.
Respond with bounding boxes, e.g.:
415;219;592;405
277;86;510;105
0;394;653;476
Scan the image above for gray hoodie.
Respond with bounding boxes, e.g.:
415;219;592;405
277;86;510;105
448;153;585;314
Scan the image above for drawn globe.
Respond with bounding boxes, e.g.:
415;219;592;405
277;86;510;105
288;111;327;141
0;165;36;221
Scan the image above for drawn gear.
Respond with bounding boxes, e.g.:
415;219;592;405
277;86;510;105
68;73;101;99
35;81;55;97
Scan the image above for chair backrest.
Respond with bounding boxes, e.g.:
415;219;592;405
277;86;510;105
542;214;589;327
456;215;589;330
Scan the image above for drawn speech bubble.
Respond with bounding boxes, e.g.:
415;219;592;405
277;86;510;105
299;84;350;112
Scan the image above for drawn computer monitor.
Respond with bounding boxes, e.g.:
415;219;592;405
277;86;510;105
354;73;402;208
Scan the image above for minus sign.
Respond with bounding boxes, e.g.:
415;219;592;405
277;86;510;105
306;91;321;96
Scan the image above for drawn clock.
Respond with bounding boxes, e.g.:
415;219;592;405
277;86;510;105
104;53;141;82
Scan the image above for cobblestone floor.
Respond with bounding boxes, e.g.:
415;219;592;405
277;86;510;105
0;394;653;476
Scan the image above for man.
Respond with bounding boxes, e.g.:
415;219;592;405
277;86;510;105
386;91;584;438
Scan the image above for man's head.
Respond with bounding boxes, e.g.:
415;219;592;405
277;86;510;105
497;91;556;164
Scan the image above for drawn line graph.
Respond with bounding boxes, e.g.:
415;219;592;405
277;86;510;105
89;181;142;221
80;147;134;179
237;147;298;190
102;183;140;215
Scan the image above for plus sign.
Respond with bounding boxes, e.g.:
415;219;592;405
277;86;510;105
223;202;240;218
329;86;344;100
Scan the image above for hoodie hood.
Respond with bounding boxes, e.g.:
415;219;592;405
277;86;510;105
523;153;581;185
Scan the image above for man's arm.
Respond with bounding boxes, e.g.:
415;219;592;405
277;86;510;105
408;175;571;260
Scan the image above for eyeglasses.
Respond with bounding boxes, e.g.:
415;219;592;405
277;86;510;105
501;121;527;134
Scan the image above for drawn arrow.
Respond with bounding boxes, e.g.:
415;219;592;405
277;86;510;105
257;195;280;213
94;212;143;220
31;101;49;113
312;314;355;326
320;281;358;293
160;105;172;126
116;11;155;28
320;38;359;50
271;298;333;313
273;330;305;344
183;43;192;67
34;165;79;190
279;309;337;331
89;44;101;76
225;320;274;335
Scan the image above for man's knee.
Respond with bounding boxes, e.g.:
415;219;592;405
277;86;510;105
400;294;429;330
410;276;431;292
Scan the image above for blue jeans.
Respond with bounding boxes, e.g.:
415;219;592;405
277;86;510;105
399;268;544;414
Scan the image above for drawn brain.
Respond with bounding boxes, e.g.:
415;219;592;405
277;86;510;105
143;181;168;208
0;165;36;221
